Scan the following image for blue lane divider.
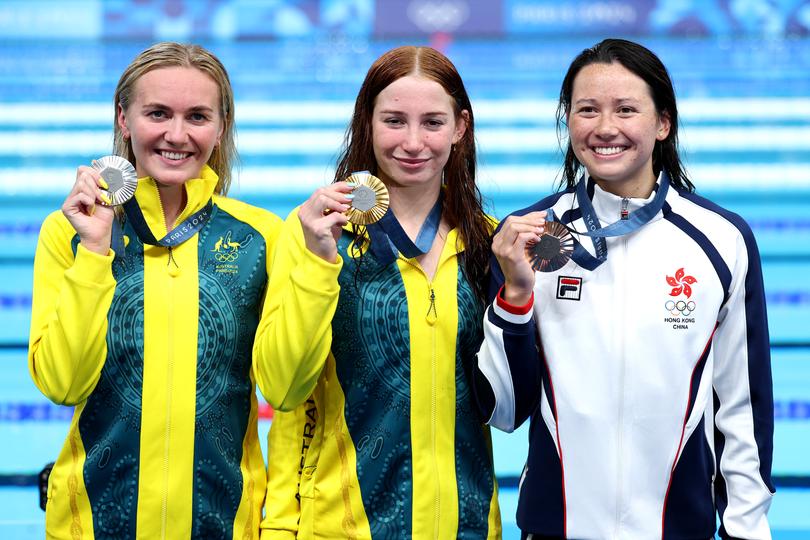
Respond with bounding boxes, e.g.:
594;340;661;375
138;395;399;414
3;292;810;309
2;218;810;238
2;400;809;423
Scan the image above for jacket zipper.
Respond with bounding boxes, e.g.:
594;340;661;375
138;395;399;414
157;188;176;538
614;234;628;537
432;317;439;538
400;257;440;535
612;198;630;537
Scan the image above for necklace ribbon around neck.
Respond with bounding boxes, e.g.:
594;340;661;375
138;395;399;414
553;174;669;270
366;194;443;266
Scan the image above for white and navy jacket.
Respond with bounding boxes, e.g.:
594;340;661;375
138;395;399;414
475;175;774;540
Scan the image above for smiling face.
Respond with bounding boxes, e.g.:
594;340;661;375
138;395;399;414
567;61;670;197
117;66;223;187
371;74;467;193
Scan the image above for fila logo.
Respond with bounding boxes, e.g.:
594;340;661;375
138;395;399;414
557;276;582;301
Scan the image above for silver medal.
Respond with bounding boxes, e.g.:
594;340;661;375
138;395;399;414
92;155;137;206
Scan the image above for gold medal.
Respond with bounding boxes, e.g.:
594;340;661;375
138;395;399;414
92;155;137;206
345;171;389;225
526;221;574;272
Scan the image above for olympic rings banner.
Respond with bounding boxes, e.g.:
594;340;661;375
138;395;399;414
1;0;809;39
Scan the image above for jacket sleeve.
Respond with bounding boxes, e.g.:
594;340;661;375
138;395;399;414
713;228;774;539
253;208;342;411
472;249;543;433
260;403;308;540
28;212;117;406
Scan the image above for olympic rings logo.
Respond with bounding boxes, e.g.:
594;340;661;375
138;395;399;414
407;0;469;32
665;300;696;316
215;252;239;262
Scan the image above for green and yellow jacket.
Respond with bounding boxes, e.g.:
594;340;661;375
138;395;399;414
28;166;281;539
254;210;501;539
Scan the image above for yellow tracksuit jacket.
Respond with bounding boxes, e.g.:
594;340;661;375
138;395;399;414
254;209;501;539
28;166;282;539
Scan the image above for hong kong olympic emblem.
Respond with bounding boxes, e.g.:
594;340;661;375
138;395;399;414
664;267;697;329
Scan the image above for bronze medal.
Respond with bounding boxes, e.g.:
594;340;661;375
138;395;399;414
526;221;574;272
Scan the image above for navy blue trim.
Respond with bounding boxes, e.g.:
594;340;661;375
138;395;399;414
714;390;731;538
484;307;542;429
559;207;582;225
539;347;555;422
663;417;717;539
471;367;496;422
485;301;533;335
684;331;714;424
679;190;774;494
496;191;571;226
488;253;505;303
573;174;669;271
517;397;565;536
662;202;732;305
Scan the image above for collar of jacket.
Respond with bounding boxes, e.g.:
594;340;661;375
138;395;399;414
587;172;667;226
132;164;219;239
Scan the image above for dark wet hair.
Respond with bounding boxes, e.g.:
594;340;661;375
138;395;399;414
556;38;693;192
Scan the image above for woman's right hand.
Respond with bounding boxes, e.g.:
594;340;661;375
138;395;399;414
61;165;115;255
491;211;547;305
298;182;354;263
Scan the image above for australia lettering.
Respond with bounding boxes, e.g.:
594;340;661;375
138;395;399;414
295;397;317;502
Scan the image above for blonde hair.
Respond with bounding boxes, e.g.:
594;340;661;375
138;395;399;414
113;42;237;194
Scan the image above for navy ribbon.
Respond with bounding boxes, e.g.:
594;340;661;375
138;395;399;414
366;195;443;266
559;174;669;270
118;196;213;250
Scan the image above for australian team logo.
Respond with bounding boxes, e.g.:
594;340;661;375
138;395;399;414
212;231;253;273
664;267;697;330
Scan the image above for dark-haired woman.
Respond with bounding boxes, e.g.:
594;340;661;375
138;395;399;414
254;46;501;538
476;38;774;539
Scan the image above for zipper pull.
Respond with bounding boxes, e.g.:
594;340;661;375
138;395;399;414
426;287;437;325
620;197;629;220
167;246;180;277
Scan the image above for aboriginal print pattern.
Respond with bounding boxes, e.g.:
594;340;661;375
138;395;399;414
332;234;413;539
73;228;145;539
330;234;494;538
69;205;270;539
453;268;495;539
191;209;268;538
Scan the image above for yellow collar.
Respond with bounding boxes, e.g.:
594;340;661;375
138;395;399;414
133;165;219;238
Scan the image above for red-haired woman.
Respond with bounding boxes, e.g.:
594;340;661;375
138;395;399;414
254;46;501;539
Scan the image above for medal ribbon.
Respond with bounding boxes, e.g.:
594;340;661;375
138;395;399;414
122;196;213;247
561;173;669;270
366;195;443;266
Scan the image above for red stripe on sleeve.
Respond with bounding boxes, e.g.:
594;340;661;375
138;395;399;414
495;285;534;315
